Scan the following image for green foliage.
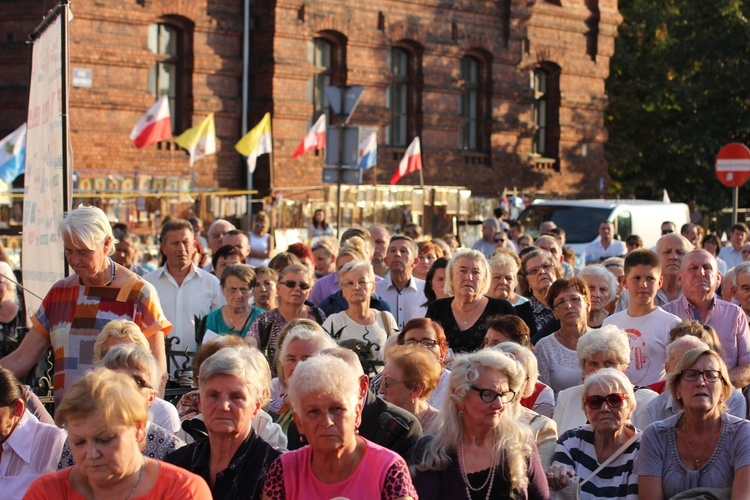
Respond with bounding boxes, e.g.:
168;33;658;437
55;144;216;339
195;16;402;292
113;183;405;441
606;0;750;212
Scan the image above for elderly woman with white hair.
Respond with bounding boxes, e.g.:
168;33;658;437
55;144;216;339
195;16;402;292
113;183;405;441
166;346;281;499
426;249;516;353
321;259;397;361
412;349;549;498
487;252;528;306
579;264;618;328
547;368;641;499
493;342;558;469
553;325;657;434
0;205;170;405
262;353;418;499
0;260;28;343
58;344;184;468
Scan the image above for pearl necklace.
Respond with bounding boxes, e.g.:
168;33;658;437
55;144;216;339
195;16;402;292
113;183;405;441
458;440;497;499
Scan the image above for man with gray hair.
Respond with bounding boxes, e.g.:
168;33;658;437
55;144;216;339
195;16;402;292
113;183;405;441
376;236;426;328
663;249;750;388
634;336;746;429
535;235;574;277
732;261;750;320
472;218;500;259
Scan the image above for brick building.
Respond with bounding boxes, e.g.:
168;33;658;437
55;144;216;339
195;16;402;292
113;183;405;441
0;0;621;223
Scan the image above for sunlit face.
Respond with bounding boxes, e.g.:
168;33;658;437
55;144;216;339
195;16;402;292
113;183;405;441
341;268;374;305
414;251;438;280
675;355;725;414
733;272;750;315
402;327;443;362
160;228;195;272
113;240;136;268
598;222;614;242
64;234;110;280
489;266;516;300
583;352;625;376
385;240;417;275
378;361;414;408
222;275;253;309
731;229;748;248
583;274;611;313
451;257;485;300
679;252;718;299
536;238;562;263
253;274;277;310
431;268;450;300
313;248;336;276
584;383;631;433
483;327;512;349
215;254;243;281
551;288;590;327
66;412;145;487
277;271;311;307
221;234;250;259
625;264;662;306
200;374;259;438
283;339;321;382
293;391;360;455
605;265;625;298
524;255;555;296
482;224;497;242
252;218;269;236
658;235;690;278
369;227;390;264
208;222;232;253
459;367;510;431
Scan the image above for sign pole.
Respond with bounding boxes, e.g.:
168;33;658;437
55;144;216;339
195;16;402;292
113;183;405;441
336;90;345;238
715;143;750;227
733;186;739;225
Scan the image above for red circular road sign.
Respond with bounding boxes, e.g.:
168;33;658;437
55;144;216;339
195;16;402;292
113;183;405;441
716;142;750;188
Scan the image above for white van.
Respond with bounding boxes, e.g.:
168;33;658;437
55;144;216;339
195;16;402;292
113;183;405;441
515;199;690;265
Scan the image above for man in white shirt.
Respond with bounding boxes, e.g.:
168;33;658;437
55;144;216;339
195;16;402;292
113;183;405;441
584;220;627;264
221;229;252;263
144;219;225;350
472;218;500;259
719;222;749;270
375;236;426;328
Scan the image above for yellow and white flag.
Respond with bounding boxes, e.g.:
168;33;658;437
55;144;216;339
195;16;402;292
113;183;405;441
235;112;272;173
175;113;216;166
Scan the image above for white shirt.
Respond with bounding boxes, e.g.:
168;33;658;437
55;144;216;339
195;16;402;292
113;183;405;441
375;275;427;329
144;264;225;349
719;245;744;270
149;398;181;434
584;239;627;263
0;410;67;500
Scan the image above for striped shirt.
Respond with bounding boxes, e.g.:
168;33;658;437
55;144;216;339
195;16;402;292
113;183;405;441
662;295;750;369
553;425;640;500
32;273;171;405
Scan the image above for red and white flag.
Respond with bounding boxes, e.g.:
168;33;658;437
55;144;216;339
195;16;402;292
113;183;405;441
292;114;326;158
130;96;172;149
390;136;422;184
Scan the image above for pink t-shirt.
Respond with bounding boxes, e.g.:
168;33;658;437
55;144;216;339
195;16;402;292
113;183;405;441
265;438;415;499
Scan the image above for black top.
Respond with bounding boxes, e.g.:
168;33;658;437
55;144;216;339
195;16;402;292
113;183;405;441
286;390;423;466
426;297;515;353
165;430;280;500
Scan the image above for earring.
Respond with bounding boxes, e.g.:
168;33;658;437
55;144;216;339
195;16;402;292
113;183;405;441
459;410;464;417
300;434;307;443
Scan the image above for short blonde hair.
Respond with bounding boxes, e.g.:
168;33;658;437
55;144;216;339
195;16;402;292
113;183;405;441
444;249;492;296
668;348;731;412
59;205;115;256
100;344;159;390
577;325;630;371
338;259;375;282
200;346;272;405
93;320;148;363
55;368;148;434
287;353;361;414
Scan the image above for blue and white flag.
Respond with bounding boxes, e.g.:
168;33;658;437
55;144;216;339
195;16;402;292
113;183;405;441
357;131;377;169
0;123;26;184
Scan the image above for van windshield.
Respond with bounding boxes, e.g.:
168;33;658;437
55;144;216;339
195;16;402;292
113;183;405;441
516;205;612;243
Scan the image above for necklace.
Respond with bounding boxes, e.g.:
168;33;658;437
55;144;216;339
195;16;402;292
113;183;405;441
452;300;483;326
226;308;251;331
682;418;720;469
458;440;497;500
123;460;144;500
79;258;116;287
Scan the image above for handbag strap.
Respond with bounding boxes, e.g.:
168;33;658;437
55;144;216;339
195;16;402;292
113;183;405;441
579;431;640;489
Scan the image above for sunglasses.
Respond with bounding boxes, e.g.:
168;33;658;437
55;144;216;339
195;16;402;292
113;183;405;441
280;280;311;291
661;229;674;235
584;392;628;410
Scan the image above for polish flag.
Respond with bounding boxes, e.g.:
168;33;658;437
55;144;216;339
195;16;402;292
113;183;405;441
292;114;327;158
130;96;172;149
390;136;422;184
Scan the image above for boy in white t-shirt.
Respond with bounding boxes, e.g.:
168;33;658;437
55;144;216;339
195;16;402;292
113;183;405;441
602;249;680;386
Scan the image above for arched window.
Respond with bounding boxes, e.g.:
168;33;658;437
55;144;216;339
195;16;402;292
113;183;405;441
532;64;560;165
148;21;191;133
387;44;422;147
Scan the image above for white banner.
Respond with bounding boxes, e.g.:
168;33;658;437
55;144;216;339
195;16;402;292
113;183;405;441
23;14;69;315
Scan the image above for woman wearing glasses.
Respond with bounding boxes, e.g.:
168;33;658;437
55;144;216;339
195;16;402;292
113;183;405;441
535;277;591;395
321;260;397;363
515;248;564;342
247;264;325;376
636;348;750;499
547;368;641;499
202;264;262;343
412;349;549;498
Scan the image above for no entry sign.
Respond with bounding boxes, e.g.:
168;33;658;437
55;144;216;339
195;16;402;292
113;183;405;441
716;143;750;188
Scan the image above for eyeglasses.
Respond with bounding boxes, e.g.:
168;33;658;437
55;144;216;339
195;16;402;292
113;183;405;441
279;280;311;291
224;287;252;296
382;377;404;389
402;338;439;348
553;296;584;309
526;263;554;276
132;375;151;390
471;386;515;404
661;229;675;235
681;369;721;382
341;280;372;289
494;238;506;244
583;393;628;410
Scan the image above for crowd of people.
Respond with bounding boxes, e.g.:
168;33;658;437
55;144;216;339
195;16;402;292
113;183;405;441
1;204;750;499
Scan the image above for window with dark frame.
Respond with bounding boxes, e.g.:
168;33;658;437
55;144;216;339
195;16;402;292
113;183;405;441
389;48;410;147
531;65;561;166
312;38;332;124
532;69;547;156
459;56;479;151
148;23;180;133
